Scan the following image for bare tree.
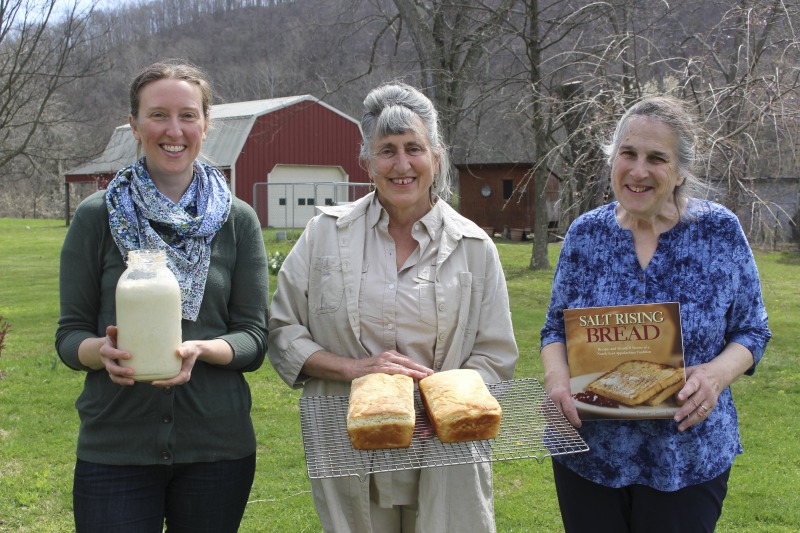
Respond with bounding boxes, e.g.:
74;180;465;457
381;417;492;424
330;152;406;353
5;0;791;241
593;0;800;245
526;0;550;269
486;0;629;269
490;0;800;267
0;0;109;173
388;0;517;147
678;0;800;192
325;0;519;167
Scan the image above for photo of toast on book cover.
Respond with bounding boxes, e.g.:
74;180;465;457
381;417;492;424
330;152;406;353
564;302;685;420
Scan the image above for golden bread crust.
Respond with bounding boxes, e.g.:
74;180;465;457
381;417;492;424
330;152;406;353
347;373;415;450
419;369;502;443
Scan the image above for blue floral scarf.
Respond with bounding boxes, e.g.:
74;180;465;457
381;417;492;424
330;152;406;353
106;158;232;321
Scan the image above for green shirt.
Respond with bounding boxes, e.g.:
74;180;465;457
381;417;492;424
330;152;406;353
56;191;269;465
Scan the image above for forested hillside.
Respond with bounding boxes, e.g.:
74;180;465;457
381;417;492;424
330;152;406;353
2;0;798;252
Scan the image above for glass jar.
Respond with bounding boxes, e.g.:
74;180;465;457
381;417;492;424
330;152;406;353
115;249;182;381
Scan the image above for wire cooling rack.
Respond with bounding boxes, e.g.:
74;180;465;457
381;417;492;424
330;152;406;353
298;378;589;480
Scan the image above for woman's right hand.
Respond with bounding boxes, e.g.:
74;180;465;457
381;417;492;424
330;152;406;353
541;342;582;428
302;349;433;382
545;379;582;428
98;325;136;386
352;350;434;381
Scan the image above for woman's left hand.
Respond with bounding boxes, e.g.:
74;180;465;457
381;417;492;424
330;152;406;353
674;363;720;431
150;338;235;387
149;341;203;387
674;343;755;431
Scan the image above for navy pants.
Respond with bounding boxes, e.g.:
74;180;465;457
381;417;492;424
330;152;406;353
73;453;256;533
552;459;730;533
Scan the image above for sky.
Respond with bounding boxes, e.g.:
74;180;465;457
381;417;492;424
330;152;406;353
16;0;124;22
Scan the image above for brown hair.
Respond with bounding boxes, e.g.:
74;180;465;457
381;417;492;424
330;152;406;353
129;59;213;119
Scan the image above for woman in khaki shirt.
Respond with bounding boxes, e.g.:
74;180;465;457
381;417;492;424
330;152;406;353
268;82;518;532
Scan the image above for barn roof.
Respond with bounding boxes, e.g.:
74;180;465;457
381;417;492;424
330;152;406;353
65;95;360;177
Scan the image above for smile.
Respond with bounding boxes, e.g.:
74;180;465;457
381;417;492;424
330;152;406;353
627;185;651;193
162;144;186;153
391;177;415;185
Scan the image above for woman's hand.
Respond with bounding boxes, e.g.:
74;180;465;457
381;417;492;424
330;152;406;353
674;343;755;431
674;363;720;431
97;325;137;386
99;327;200;388
149;339;234;388
302;349;433;382
541;342;582;428
149;341;203;388
84;331;235;387
351;350;434;381
545;378;582;429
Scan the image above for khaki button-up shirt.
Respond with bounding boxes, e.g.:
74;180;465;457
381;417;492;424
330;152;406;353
268;192;518;532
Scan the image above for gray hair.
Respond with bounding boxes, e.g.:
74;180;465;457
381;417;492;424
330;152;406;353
604;96;710;207
359;83;452;202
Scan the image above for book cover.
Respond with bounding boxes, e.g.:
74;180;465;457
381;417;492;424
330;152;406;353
564;302;685;420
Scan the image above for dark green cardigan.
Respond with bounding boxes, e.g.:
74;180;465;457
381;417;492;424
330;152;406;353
56;190;269;465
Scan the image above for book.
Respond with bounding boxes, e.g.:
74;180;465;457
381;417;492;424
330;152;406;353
564;302;685;420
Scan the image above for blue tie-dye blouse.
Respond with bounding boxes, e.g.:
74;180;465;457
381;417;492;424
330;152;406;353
540;199;771;491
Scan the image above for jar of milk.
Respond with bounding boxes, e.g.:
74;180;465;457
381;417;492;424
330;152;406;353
116;249;182;381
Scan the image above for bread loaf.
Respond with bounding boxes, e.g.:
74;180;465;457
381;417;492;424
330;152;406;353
587;360;684;407
346;373;415;450
419;369;502;443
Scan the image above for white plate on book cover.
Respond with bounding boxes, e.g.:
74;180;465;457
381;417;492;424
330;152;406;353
570;372;680;420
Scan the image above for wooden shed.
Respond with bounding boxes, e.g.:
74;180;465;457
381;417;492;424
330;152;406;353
64;96;370;227
457;162;559;239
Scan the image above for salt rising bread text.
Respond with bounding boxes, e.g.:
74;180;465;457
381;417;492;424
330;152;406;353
346;373;415;450
419;369;502;443
586;360;684;407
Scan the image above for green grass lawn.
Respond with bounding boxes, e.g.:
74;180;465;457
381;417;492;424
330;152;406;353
0;218;798;532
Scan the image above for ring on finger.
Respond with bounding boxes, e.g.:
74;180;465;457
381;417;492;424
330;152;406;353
698;403;709;417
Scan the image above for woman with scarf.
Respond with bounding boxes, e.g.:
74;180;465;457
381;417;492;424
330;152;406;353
56;60;269;533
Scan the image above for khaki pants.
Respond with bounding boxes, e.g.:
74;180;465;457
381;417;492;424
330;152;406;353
368;499;418;533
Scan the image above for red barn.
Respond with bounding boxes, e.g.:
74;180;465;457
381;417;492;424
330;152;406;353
64;96;370;227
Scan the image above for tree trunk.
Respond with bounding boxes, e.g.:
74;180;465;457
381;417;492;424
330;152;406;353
527;0;550;270
530;160;550;270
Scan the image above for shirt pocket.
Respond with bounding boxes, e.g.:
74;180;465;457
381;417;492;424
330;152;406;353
309;256;344;314
416;264;437;327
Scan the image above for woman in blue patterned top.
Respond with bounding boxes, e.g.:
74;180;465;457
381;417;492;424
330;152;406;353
540;96;771;533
